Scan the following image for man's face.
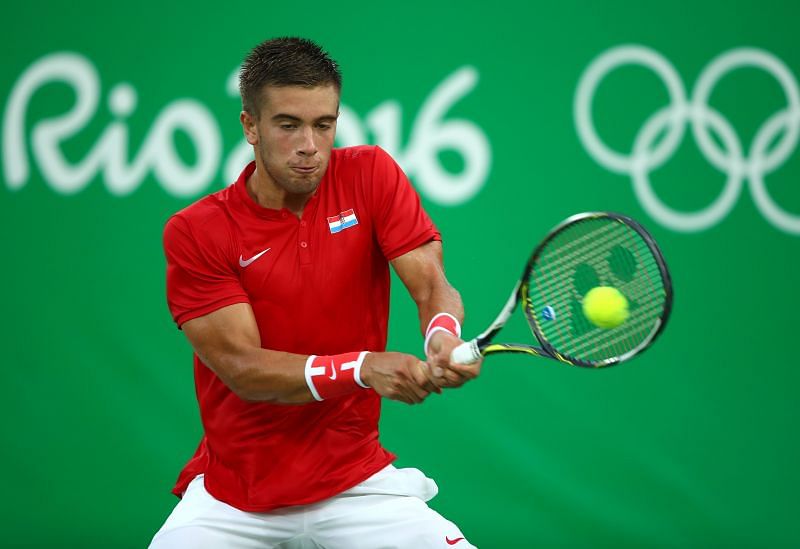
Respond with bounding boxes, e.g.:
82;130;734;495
243;84;339;195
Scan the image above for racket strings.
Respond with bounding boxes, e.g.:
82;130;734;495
533;221;621;277
527;218;667;364
534;224;640;359
536;222;655;290
537;225;658;305
550;245;663;359
567;298;664;357
554;258;663;359
565;230;663;355
535;223;657;311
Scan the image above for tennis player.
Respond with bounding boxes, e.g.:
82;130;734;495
148;37;481;548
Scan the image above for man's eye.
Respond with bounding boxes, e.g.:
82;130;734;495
280;124;297;130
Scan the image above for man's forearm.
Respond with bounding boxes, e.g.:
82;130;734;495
200;347;317;404
416;281;465;336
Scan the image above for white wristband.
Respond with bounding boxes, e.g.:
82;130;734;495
351;350;371;388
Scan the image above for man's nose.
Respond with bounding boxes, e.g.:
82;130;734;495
297;126;317;156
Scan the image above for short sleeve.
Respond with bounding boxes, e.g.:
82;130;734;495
370;147;441;260
163;215;250;327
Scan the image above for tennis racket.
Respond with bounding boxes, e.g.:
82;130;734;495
451;212;673;368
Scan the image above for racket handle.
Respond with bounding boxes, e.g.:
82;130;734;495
451;340;481;365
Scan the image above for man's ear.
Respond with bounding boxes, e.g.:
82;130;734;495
240;110;258;145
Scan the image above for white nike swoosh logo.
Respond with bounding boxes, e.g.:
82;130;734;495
239;247;271;268
328;360;337;380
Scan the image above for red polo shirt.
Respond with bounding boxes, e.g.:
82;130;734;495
163;145;440;512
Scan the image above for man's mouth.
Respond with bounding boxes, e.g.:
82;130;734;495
291;165;318;175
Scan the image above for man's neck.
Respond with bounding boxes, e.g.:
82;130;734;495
245;167;311;217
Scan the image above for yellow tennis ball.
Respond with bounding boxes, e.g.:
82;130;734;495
582;286;629;329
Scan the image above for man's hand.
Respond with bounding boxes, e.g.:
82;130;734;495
426;331;483;389
360;352;441;404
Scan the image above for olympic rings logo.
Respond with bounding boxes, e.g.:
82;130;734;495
574;45;800;234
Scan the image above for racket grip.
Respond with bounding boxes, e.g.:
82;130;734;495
451;339;481;365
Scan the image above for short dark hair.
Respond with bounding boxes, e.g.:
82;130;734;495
239;37;342;116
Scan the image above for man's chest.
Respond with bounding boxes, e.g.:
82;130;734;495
232;202;378;306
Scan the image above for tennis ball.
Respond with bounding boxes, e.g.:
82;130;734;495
582;286;629;329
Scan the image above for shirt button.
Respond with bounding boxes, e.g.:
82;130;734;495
300;241;308;248
300;220;307;227
281;212;288;218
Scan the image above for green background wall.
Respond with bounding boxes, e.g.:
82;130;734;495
2;1;798;547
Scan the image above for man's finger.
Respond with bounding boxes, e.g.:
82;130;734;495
402;381;427;404
406;364;432;401
414;361;443;393
396;385;417;404
446;361;481;379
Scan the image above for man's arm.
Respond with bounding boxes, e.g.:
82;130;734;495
391;241;482;387
181;302;439;404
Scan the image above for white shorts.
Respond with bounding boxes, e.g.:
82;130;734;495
149;465;476;549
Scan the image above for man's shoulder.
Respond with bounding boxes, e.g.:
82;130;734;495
332;144;393;166
330;146;403;189
163;186;236;250
169;185;234;229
